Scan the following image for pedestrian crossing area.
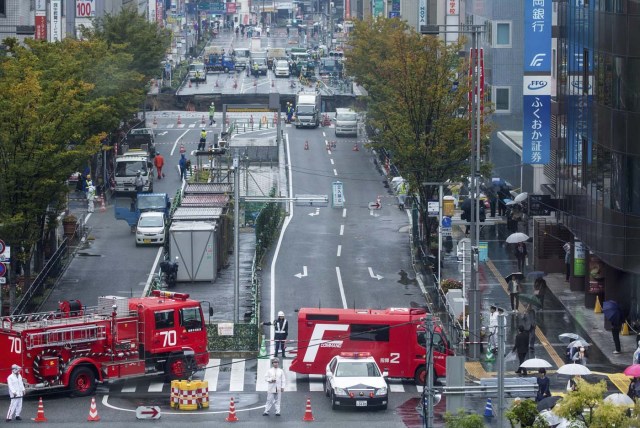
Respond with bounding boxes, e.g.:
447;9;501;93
105;358;424;395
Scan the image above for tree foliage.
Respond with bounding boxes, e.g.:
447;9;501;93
84;7;171;80
345;18;492;244
444;409;485;428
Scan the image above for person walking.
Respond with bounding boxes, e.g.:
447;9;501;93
572;346;588;365
514;242;528;272
263;358;286;416
6;364;25;421
87;183;96;213
179;154;187;180
154;152;165;179
513;325;530;376
488;305;498;353
263;311;289;357
209;102;216;125
508;276;521;313
536;368;551;402
522;304;536;351
134;171;144;193
612;316;623;355
563;242;571;281
533;277;548;309
633;340;640;365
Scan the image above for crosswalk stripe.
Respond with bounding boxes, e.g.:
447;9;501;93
283;359;297;392
121;383;136;393
256;359;270;391
416;385;424;393
388;381;405;393
167;124;175;128
189;123;195;128
229;359;245;391
148;381;164;392
204;358;221;392
308;374;324;392
178;124;185;128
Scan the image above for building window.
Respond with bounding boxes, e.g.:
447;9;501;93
493;87;511;112
494;22;511;47
0;0;5;17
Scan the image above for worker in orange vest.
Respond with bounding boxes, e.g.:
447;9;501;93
154;152;165;179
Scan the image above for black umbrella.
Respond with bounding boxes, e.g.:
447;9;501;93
537;395;562;411
602;300;623;325
505;272;525;282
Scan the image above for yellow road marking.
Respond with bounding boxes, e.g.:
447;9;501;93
485;260;565;368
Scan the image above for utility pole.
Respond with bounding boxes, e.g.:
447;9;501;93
497;314;506;427
422;315;436;428
233;154;240;323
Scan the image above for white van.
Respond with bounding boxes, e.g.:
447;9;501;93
334;108;358;137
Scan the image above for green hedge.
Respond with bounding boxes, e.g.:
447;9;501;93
207;322;259;352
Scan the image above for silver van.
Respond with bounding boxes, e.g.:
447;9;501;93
334;108;358;137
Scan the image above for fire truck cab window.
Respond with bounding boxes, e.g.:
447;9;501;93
417;331;426;348
180;307;202;329
350;324;390;342
432;333;446;353
155;310;175;329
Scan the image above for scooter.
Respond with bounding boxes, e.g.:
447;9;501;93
160;256;179;288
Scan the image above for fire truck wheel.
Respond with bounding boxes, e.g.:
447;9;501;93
414;366;426;385
70;366;97;396
165;355;192;380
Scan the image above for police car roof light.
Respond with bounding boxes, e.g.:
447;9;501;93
340;352;371;358
151;290;190;300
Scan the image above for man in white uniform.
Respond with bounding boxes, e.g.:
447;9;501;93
6;364;25;421
488;305;498;353
263;358;286;416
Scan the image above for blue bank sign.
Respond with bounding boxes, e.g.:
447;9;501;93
523;0;551;165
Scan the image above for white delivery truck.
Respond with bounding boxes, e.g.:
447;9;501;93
295;91;321;128
114;151;153;194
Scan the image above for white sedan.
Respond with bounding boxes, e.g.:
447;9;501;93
274;60;290;77
135;211;166;246
324;352;388;410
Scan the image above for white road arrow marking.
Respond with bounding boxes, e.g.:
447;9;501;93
158;131;168;136
308;208;320;216
294;266;308;278
368;267;383;280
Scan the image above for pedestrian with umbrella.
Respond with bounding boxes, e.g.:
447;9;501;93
572;346;588;366
533;276;548;309
627;377;640;400
603;300;624;354
514;241;528;272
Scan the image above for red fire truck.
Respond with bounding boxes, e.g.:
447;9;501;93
290;307;454;384
0;290;210;396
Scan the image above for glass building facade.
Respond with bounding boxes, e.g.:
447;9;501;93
556;0;640;275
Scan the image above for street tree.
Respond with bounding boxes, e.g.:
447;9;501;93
345;18;492;251
84;8;171;80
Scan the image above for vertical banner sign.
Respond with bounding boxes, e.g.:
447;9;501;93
445;0;459;44
523;0;551;164
148;0;157;22
468;49;484;141
49;0;62;42
35;12;47;40
573;240;586;277
418;0;426;30
156;0;164;24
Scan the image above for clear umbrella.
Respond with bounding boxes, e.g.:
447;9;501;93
520;358;553;369
514;192;529;203
506;232;530;243
559;333;586;343
557;363;591;376
537;409;565;426
567;339;590;349
604;393;635;407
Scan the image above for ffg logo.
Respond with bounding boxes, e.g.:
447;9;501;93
528;80;548;90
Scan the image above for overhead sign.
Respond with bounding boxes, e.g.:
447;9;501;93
136;406;161;420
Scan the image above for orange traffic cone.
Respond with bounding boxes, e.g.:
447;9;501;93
302;397;315;422
353;142;359;151
225;397;239;422
99;196;106;213
177;115;182;125
32;397;47;422
87;397;100;422
304;140;309;150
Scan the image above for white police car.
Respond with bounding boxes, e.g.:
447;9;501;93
324;352;388;410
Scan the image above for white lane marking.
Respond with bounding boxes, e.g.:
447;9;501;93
142;247;164;297
342;208;347;217
388;381;405;393
339;225;344;236
337;245;341;257
309;374;324;392
256;358;270;391
101;395;267;415
270;134;294;355
336;267;348;309
330;158;334;165
229;359;245;391
416;385;424;393
333;169;337;176
204;358;221;391
120;383;136;393
322;132;326;137
171;129;190;156
283;359;297;392
148;381;164;392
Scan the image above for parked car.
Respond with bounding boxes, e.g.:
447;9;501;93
135;211;166;246
274;60;291;77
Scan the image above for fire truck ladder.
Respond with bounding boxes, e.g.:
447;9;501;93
25;325;107;350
